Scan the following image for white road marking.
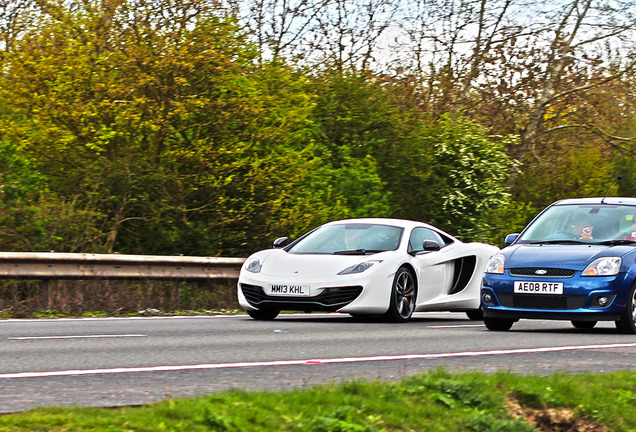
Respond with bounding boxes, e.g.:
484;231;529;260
2;342;636;379
428;324;484;329
0;315;230;323
0;311;454;323
8;334;147;340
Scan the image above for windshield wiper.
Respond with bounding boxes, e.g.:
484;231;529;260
333;249;384;255
594;239;636;246
528;240;589;245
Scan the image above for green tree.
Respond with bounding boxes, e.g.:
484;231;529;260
0;140;46;251
311;72;394;219
408;113;515;235
311;72;514;236
0;0;358;255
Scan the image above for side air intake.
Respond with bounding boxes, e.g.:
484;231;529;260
449;255;477;295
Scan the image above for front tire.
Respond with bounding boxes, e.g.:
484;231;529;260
247;309;280;321
466;308;483;320
572;320;597;329
616;285;636;334
384;267;417;323
484;317;514;331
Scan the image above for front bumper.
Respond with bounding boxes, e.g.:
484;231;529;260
481;271;635;322
240;283;363;312
237;270;393;314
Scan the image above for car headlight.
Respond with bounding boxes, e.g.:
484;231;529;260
485;254;505;274
338;260;382;275
245;258;262;273
582;257;621;276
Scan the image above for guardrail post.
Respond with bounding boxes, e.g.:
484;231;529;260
40;279;50;310
171;280;180;310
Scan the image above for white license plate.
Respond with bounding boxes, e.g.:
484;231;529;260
514;281;564;295
266;284;310;296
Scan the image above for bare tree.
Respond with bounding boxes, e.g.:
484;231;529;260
395;0;535;113
393;0;635;157
229;0;400;70
310;0;400;71
223;0;333;64
518;0;636;158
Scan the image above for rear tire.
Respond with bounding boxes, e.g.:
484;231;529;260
484;317;514;331
384;267;417;323
571;320;597;329
247;309;279;321
616;285;636;334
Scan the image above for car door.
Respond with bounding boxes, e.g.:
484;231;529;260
408;227;455;307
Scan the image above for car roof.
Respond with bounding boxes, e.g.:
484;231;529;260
322;218;457;239
551;197;636;206
323;217;428;229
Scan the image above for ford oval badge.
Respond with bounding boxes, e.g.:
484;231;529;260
535;269;548;275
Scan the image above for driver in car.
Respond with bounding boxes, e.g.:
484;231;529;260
623;215;636;241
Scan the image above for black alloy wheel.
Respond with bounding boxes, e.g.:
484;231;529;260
385;267;417;323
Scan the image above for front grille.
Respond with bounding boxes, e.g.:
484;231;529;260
497;293;586;310
509;268;576;278
240;284;363;311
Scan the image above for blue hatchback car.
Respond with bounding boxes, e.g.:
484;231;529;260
481;197;636;333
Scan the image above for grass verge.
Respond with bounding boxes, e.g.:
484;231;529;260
1;368;635;431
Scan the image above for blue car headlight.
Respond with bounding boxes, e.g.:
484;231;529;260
582;257;621;276
245;258;262;273
338;260;382;275
485;254;505;274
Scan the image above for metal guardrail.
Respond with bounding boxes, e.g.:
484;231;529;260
0;252;246;280
0;253;246;310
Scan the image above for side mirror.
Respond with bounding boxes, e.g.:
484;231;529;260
504;233;520;244
409;240;442;256
273;237;288;248
422;240;441;251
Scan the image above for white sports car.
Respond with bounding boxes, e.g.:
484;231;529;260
238;218;499;322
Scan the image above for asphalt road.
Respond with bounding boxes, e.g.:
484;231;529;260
2;312;636;413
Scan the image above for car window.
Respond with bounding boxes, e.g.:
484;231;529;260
288;223;404;254
517;204;636;243
408;227;445;253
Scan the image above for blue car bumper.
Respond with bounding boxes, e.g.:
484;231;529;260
481;271;636;321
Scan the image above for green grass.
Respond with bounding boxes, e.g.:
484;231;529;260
1;368;635;431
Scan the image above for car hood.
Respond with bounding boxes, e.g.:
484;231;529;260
503;244;635;270
255;249;387;277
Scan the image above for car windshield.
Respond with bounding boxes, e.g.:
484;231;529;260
517;204;636;244
288;223;404;254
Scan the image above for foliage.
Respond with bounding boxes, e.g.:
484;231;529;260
0;140;46;251
511;144;616;213
0;142;100;252
0;0;632;257
310;74;514;237
0;1;348;255
418;114;516;234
